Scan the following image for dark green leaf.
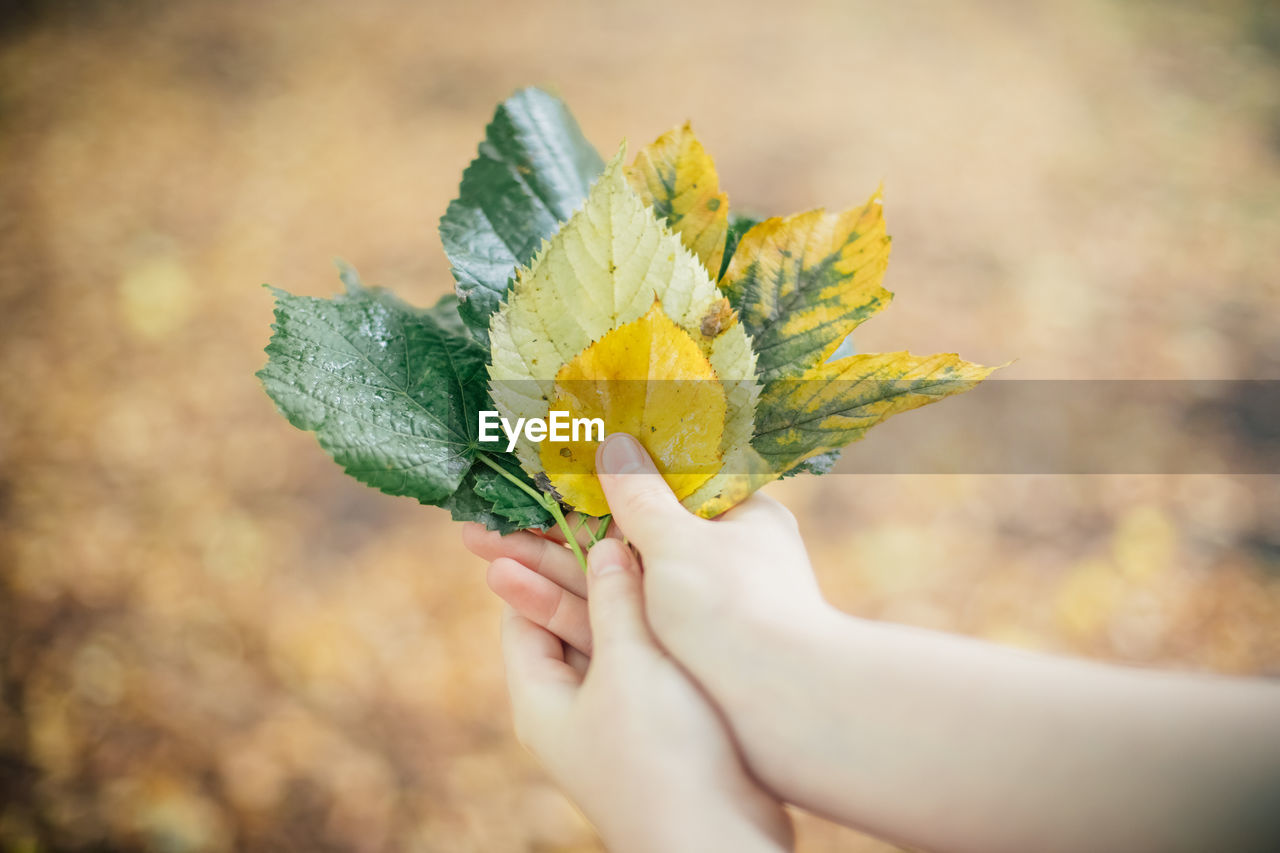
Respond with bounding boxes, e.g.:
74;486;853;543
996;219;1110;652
472;464;553;529
257;266;487;505
718;213;760;280
441;461;552;533
420;290;470;341
440;87;604;338
439;464;509;530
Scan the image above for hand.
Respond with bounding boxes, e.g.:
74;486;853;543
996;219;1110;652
463;433;829;662
499;537;792;853
477;435;1280;853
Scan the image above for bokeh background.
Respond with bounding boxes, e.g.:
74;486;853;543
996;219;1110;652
3;0;1279;850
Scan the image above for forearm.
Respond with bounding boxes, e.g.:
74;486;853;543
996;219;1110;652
589;773;791;853
603;807;788;853
676;605;1280;853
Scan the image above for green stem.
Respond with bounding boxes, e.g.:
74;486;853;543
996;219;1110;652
591;515;612;545
545;500;589;574
475;453;589;573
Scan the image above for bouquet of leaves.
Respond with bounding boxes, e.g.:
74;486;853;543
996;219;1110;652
258;87;994;571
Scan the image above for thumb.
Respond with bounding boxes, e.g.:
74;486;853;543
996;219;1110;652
595;433;698;555
584;538;650;653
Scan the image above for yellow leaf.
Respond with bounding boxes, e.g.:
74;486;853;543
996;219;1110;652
628;122;730;277
721;189;891;381
540;303;727;517
488;148;761;517
679;441;778;518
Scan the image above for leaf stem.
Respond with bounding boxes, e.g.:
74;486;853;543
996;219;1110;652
591;515;612;545
544;500;589;574
475;453;589;573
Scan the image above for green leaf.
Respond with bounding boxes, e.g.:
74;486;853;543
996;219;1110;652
719;213;760;281
418;290;471;341
440;87;604;338
439;464;510;530
442;461;552;533
257;265;488;505
472;464;553;529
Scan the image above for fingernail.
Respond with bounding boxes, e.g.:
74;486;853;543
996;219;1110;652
599;433;648;475
588;540;628;576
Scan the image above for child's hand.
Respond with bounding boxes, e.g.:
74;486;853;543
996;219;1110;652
499;537;792;853
472;434;1280;853
463;433;831;663
591;433;829;660
476;432;1280;850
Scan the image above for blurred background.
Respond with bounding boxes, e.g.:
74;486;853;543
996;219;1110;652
2;0;1279;850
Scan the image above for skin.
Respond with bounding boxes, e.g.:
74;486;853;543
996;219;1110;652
465;433;1280;853
495;537;792;853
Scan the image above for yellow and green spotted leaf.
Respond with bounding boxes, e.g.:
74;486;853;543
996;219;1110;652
721;190;891;382
752;351;995;472
628;123;730;277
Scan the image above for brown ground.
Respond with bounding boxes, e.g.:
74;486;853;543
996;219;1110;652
2;0;1279;850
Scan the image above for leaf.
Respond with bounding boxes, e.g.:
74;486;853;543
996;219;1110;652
418;291;471;341
472;465;552;529
488;150;763;517
541;302;727;517
752;351;996;472
440;466;517;533
721;189;891;382
259;265;549;533
628;122;729;277
258;269;488;504
725;190;997;479
719;213;761;280
440;459;552;533
440;87;604;337
781;449;841;478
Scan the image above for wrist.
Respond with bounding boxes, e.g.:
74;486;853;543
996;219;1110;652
648;569;834;677
659;602;871;809
709;599;850;702
655;592;846;717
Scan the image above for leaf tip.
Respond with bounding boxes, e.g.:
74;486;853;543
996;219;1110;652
333;257;362;294
605;140;628;172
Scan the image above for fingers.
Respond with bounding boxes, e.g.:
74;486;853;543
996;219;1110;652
584;538;651;654
488;558;593;655
500;607;577;755
565;644;591;676
463;524;588;598
500;607;580;723
595;433;701;557
536;512;622;551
